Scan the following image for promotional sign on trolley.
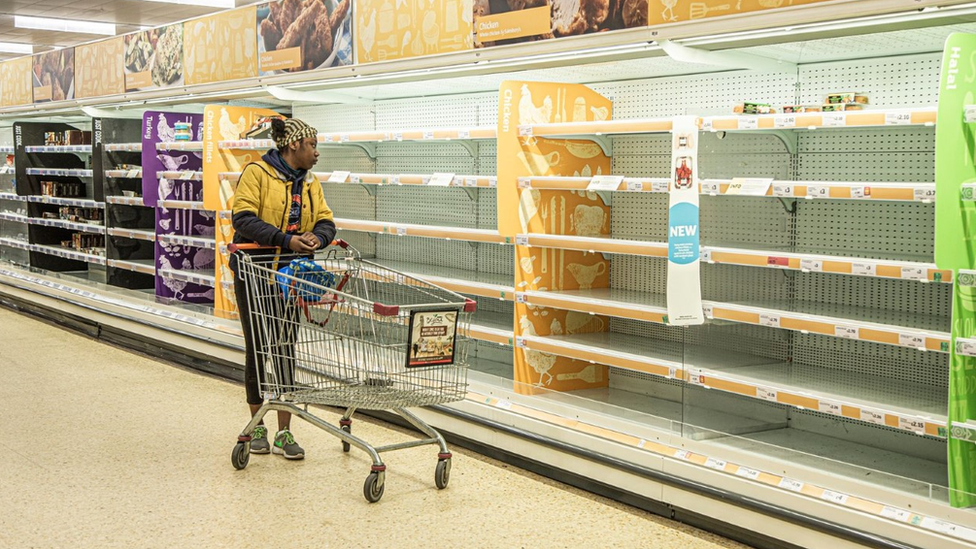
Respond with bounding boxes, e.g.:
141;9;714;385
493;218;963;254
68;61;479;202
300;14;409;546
934;32;976;508
666;116;704;326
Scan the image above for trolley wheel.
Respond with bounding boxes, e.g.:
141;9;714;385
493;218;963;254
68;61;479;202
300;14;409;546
232;442;250;470
341;424;351;453
364;472;385;503
435;458;452;490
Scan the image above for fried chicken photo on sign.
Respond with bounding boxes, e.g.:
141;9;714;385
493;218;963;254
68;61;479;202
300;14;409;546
303;5;333;70
581;0;610;31
329;0;350;37
261;11;283;50
621;0;646;27
279;0;325;51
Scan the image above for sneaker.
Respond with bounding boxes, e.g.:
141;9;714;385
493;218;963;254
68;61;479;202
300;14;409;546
273;429;305;460
250;425;271;454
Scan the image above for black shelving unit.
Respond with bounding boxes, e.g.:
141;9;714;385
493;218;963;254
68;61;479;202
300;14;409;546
0;144;28;266
97;118;154;290
14;122;102;274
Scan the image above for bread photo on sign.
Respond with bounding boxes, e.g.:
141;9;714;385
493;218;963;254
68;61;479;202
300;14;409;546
259;0;350;72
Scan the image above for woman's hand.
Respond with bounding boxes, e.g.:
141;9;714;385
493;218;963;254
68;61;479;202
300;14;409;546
287;235;317;253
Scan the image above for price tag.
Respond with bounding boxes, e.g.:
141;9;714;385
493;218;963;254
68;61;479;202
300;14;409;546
423;130;435;140
900;266;926;281
703;304;714;318
772;183;794;197
348;175;361;184
701;118;714;132
818;400;843;416
899;416;927;435
823;113;846;127
322;135;334;143
701;181;720;195
488;177;497;188
806;185;829;199
759;313;781;328
800;259;823;272
886;112;912;125
861;408;887;425
738;116;759;130
514;337;526;349
515;235;529;246
705;457;727;471
880;506;913;522
779;478;804;492
702;250;713;263
835;325;860;339
457;129;470;139
339;134;350;143
519;126;533;137
921;518;958;536
957;339;976;356
674;449;692;461
689;371;705;386
587;175;624;191
914;187;936;202
396;226;407;236
393;132;403;141
852;262;876;276
516;293;527;304
637;439;647;449
626;180;644;192
465;177;479;187
757;387;778;402
421;176;432;185
328;171;350;183
652;180;670;193
774;115;796;128
668;366;678;379
429;173;456;187
390;175;401;185
899;332;926;349
850;186;867;199
821;490;849;505
496;399;513;410
736;467;761;480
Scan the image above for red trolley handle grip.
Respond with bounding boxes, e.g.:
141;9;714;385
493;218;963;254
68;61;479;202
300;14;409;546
228;239;348;254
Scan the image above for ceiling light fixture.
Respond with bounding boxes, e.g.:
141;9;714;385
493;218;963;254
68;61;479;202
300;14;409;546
14;16;116;36
0;42;33;54
137;0;235;8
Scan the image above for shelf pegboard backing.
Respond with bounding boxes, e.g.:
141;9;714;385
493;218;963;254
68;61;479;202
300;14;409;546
601;70;798;119
795;271;950;320
611;135;671;177
793;201;934;260
796;128;934;183
323;183;375;221
798;54;941;107
478;240;514;277
315;147;376;174
701;196;794;250
702;263;792;303
294;104;376;133
478;142;498;176
375;94;492;129
609;318;791;362
477;188;499;231
376;234;482;272
375;186;478;229
793;333;949;390
333;231;376;257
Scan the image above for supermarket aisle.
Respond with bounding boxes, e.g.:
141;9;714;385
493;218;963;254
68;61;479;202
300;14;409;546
0;306;748;549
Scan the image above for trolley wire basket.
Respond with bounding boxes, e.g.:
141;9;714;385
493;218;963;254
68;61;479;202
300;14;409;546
230;240;475;502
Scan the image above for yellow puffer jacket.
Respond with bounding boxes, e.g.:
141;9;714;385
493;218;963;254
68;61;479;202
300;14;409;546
232;160;333;236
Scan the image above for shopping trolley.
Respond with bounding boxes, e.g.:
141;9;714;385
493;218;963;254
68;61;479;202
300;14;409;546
229;240;475;502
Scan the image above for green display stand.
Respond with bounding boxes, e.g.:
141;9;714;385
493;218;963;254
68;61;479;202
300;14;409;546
935;32;976;508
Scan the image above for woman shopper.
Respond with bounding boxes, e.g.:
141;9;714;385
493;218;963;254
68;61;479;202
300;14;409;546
231;117;336;459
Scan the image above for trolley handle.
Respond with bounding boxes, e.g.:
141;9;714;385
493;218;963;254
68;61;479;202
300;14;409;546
228;239;352;254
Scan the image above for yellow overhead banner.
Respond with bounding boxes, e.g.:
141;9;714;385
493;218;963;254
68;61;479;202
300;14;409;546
184;6;258;85
0;57;32;107
356;0;474;63
76;37;125;99
650;0;835;25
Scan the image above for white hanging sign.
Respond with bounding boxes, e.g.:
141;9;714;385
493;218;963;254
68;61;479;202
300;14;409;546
428;173;456;186
328;171;351;183
667;116;705;326
587;175;625;191
726;178;773;196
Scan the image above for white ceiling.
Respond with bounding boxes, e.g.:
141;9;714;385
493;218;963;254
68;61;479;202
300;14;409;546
0;0;252;60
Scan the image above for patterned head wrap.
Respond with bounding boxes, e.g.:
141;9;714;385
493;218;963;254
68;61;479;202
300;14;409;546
275;118;318;150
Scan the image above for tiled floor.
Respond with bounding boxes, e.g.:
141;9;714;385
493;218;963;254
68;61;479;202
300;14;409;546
0;306;748;549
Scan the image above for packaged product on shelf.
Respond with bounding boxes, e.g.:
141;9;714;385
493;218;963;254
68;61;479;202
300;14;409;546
783;105;823;113
826;92;857;104
173;123;193;141
854;94;870;104
41;181;83;198
734;102;775;115
844;103;865;111
822;104;846;112
65;130;91;145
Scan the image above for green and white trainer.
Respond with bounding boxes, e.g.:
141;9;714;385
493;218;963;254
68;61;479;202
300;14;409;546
273;429;305;460
250;425;271;454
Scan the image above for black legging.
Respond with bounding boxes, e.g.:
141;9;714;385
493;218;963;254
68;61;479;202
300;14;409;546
232;254;301;405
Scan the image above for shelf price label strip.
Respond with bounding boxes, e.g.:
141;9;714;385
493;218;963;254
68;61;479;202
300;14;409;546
704;109;937;132
708;303;950;353
334;218;509;245
466;390;974;543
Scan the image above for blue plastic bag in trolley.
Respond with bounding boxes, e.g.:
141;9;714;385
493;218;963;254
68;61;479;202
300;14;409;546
277;258;337;303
